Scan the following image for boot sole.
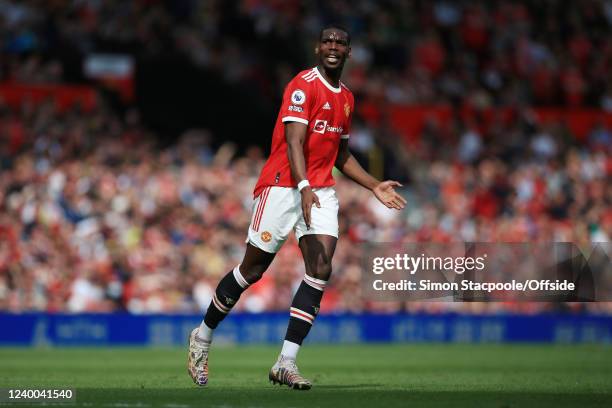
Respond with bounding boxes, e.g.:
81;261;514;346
269;371;312;390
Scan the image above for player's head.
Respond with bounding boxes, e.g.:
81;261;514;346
315;24;351;73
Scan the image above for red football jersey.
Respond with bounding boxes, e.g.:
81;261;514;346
253;67;354;198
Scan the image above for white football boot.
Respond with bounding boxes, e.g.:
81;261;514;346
269;355;312;390
187;328;210;386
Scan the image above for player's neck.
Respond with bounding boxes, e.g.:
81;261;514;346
317;65;342;87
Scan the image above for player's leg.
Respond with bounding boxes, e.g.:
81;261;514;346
285;234;336;354
189;244;275;386
270;187;339;390
270;234;337;390
199;244;275;340
189;186;296;386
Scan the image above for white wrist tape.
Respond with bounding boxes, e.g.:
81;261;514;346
297;180;310;191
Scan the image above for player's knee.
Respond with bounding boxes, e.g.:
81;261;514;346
240;264;267;284
307;259;332;282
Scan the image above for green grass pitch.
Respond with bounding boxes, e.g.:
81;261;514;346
0;344;611;407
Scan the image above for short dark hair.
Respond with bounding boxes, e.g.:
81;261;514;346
319;24;351;45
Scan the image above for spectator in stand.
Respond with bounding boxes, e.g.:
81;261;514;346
0;96;610;313
0;1;610;314
1;1;610;107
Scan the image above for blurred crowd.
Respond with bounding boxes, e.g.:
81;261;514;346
0;0;611;107
0;96;610;314
0;0;611;315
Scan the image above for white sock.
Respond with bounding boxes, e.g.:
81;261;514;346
198;321;213;342
280;340;300;360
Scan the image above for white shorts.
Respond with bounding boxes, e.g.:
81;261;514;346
246;186;339;253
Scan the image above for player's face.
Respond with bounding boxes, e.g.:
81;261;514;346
316;29;350;71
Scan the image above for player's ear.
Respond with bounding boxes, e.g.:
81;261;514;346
315;46;319;55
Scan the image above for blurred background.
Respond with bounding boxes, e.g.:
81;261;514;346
0;0;610;345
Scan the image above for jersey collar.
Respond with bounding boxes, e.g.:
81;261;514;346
314;67;341;93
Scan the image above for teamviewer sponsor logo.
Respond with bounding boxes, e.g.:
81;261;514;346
313;119;327;134
326;125;344;133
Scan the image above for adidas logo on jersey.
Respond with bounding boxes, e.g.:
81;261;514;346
323;102;331;110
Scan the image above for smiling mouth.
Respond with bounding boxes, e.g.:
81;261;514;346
326;55;340;63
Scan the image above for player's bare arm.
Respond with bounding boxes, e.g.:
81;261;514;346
285;121;321;229
335;139;406;210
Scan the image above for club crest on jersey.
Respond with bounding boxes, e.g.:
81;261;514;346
313;119;328;134
261;231;272;242
291;89;306;105
344;102;350;118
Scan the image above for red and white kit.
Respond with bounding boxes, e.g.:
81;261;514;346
248;67;354;253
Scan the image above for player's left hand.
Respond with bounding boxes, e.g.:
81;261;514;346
373;181;407;210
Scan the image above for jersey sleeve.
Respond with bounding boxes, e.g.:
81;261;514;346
280;76;313;125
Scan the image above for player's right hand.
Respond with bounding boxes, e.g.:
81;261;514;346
300;187;321;230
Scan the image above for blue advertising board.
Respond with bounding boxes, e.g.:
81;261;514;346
0;313;610;346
